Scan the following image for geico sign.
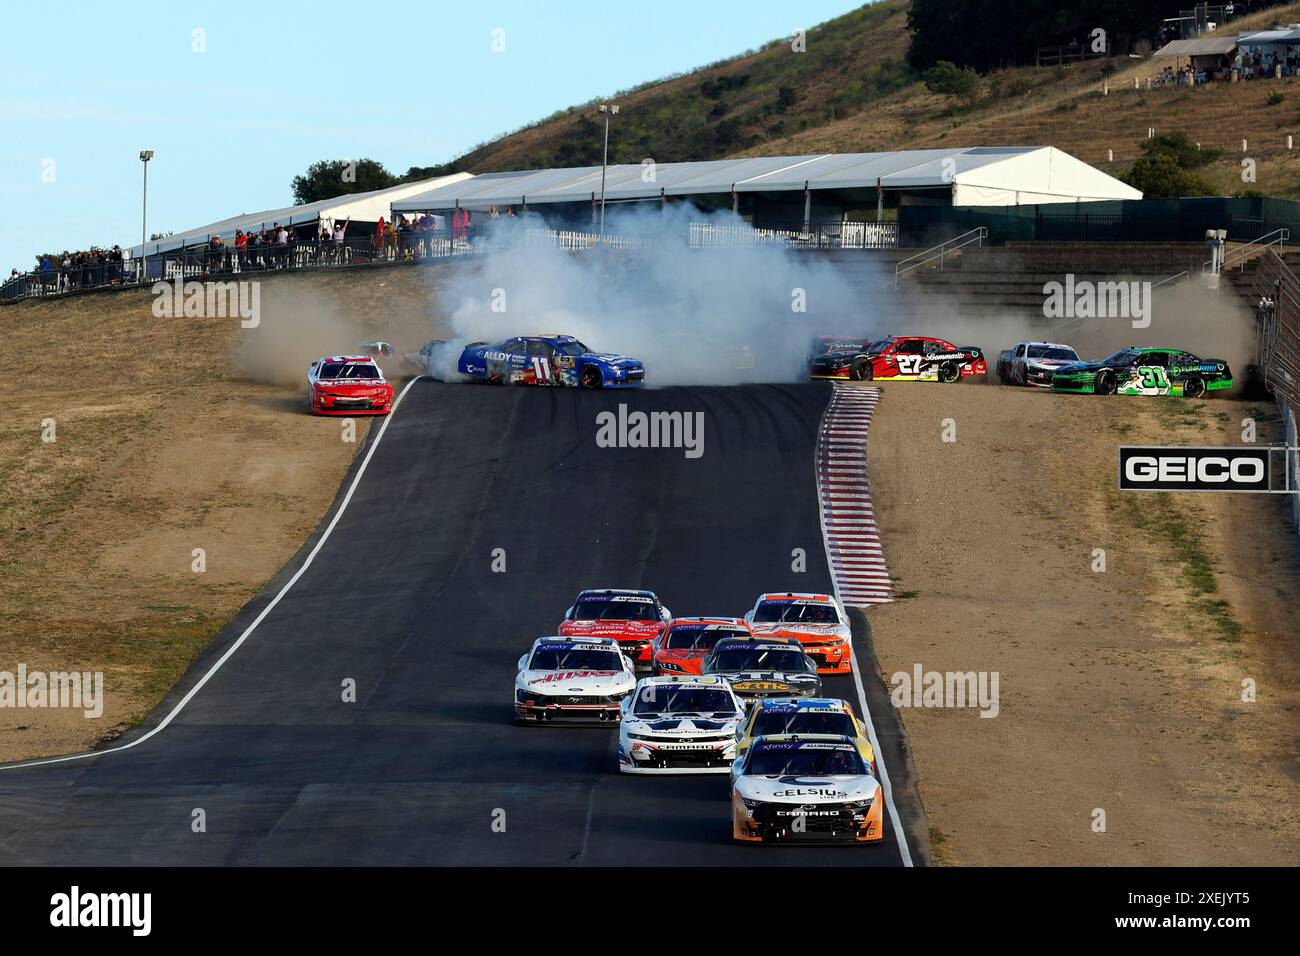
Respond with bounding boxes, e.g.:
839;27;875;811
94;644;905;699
1118;447;1270;492
1125;456;1264;482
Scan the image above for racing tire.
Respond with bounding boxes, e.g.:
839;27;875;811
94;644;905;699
849;357;873;381
937;361;960;384
1184;376;1206;399
1094;369;1116;395
580;365;604;389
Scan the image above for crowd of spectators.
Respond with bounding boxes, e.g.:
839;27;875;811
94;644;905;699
18;245;129;294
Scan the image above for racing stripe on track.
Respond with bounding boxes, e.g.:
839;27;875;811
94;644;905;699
816;384;891;606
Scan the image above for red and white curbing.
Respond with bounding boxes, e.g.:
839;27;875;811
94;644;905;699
816;383;892;606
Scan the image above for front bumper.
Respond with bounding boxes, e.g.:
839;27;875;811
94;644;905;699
515;699;622;724
619;740;735;773
311;393;393;415
732;795;883;844
799;642;853;674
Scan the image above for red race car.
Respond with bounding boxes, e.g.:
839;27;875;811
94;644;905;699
808;335;987;383
651;617;752;676
557;589;671;671
307;355;394;415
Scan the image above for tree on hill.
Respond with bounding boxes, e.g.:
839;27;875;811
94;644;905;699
1122;152;1215;199
291;159;398;204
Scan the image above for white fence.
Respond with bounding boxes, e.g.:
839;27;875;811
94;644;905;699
687;221;898;249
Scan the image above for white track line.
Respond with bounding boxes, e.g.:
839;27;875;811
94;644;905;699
0;377;426;773
814;383;913;866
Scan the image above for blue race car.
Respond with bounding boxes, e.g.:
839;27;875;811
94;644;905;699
457;334;645;388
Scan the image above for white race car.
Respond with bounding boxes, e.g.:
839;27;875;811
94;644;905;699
617;675;745;774
731;734;884;844
513;636;636;724
743;592;853;675
995;341;1081;388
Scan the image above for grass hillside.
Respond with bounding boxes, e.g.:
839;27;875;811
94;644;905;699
447;0;1300;199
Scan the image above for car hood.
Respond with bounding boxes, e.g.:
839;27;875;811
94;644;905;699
623;715;740;735
586;351;643;367
711;671;819;689
735;774;879;804
518;669;634;694
559;620;663;640
1054;361;1106;374
1025;358;1076;370
751;622;849;641
317;378;387;388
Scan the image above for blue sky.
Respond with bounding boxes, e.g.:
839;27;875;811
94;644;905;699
0;0;865;272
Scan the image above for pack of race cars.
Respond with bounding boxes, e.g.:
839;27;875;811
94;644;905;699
512;588;884;845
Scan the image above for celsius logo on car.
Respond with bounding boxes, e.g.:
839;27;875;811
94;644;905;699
595;404;704;459
1118;447;1271;492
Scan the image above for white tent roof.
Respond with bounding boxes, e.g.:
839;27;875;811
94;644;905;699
128;172;473;256
390;147;1139;212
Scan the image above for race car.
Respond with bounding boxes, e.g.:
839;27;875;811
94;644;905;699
400;337;447;375
808;335;987;383
700;637;822;703
617;675;746;774
744;592;852;675
306;355;394;416
731;734;883;844
359;340;394;359
734;698;876;776
651;617;752;676
558;589;672;670
513;636;636;724
457;334;645;388
996;341;1081;387
1050;347;1233;398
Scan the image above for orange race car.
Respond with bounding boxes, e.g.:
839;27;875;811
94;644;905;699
651;617;752;676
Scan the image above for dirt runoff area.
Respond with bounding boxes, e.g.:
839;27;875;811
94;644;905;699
864;379;1300;866
1;263;452;762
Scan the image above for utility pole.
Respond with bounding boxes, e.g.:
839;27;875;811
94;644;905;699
597;104;619;237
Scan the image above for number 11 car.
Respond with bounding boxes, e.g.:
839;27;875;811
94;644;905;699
457;334;645;388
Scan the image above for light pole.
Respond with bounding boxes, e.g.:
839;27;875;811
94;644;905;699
597;104;619;237
139;150;154;283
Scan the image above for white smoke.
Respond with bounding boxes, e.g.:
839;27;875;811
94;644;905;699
431;205;875;385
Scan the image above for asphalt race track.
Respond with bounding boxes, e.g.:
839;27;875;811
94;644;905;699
0;381;924;866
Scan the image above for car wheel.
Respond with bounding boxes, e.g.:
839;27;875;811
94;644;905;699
1094;369;1116;395
1184;376;1206;398
937;361;960;383
580;365;604;389
849;357;873;381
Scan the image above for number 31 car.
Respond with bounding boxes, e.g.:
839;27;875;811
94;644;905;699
1050;347;1232;397
457;334;645;388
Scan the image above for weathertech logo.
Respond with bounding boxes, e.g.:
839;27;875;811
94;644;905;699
595;404;704;459
50;886;151;936
1118;447;1271;492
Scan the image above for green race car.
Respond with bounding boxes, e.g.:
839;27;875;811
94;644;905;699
1050;347;1232;398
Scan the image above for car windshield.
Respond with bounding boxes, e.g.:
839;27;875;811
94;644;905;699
320;363;380;379
751;602;837;624
528;648;623;670
632;687;735;716
751;710;856;738
557;340;590;356
708;646;808;673
572;597;659;621
1101;349;1140;366
865;338;894;354
665;626;747;650
1028;345;1078;361
746;743;866;776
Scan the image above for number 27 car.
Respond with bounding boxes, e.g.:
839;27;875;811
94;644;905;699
457;334;645;388
808;335;986;383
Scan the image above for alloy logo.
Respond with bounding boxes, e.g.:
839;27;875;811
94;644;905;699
1118;447;1271;492
595;404;704;459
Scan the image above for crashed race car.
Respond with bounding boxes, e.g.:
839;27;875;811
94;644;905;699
731;734;883;844
457;334;645;388
513;636;636;724
617;675;746;774
744;592;853;675
306;355;394;416
809;335;987;383
996;341;1081;387
700;637;822;703
558;589;672;671
1050;347;1233;398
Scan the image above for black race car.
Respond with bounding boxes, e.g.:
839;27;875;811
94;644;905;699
1050;347;1233;397
701;637;822;703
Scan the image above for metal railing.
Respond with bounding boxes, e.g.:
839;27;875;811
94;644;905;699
1204;228;1290;274
894;226;987;289
1248;248;1300;409
688;220;897;250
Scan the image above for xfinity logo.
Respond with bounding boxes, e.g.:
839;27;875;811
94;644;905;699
595;404;704;459
1119;447;1270;492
